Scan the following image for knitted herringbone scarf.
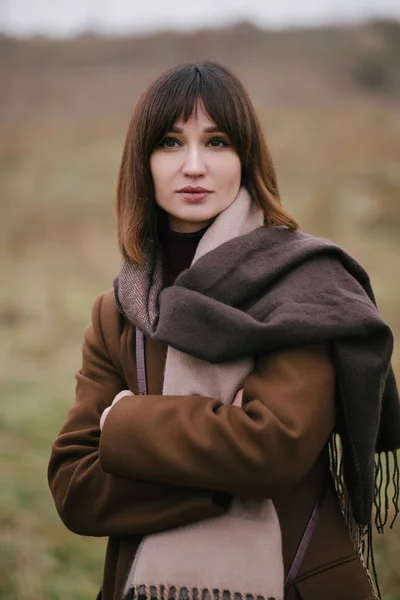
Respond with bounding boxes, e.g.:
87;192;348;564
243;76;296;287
117;187;285;600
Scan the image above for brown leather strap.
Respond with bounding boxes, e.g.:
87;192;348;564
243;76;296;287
135;327;328;588
284;478;329;591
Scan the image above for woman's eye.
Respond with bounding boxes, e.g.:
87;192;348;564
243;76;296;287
158;136;229;149
207;137;229;147
160;137;180;148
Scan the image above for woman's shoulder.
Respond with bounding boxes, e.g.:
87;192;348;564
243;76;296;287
257;225;371;283
257;225;343;253
90;289;120;328
89;289;125;366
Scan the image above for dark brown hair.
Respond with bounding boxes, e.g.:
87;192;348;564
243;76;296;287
116;61;298;265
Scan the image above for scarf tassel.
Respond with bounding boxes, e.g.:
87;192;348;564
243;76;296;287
329;436;400;600
123;585;276;600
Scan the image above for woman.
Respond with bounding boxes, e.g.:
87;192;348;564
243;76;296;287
48;62;400;600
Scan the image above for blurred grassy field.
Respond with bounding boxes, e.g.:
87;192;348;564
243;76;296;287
1;20;400;600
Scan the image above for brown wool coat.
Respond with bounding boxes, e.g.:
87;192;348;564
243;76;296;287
48;290;376;600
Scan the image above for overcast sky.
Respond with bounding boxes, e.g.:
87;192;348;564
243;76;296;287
1;0;400;37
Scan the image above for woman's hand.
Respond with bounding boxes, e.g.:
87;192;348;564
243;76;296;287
100;390;135;430
232;388;244;407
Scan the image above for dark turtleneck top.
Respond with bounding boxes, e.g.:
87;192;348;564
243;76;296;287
160;222;211;287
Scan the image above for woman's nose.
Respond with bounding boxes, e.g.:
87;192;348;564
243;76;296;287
182;148;206;177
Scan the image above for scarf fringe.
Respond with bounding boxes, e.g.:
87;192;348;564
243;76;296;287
123;585;277;600
328;435;400;600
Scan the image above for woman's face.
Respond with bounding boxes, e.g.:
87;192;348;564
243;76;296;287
150;103;242;233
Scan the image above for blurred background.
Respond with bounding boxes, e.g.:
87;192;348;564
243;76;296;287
1;1;400;599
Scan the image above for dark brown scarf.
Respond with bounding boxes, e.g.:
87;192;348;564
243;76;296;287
115;223;400;577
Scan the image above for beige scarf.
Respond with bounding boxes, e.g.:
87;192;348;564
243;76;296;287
122;187;284;600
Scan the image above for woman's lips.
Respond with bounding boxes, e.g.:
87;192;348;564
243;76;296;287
178;191;212;202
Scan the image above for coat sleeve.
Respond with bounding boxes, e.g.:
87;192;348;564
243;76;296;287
100;343;336;500
47;293;230;538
